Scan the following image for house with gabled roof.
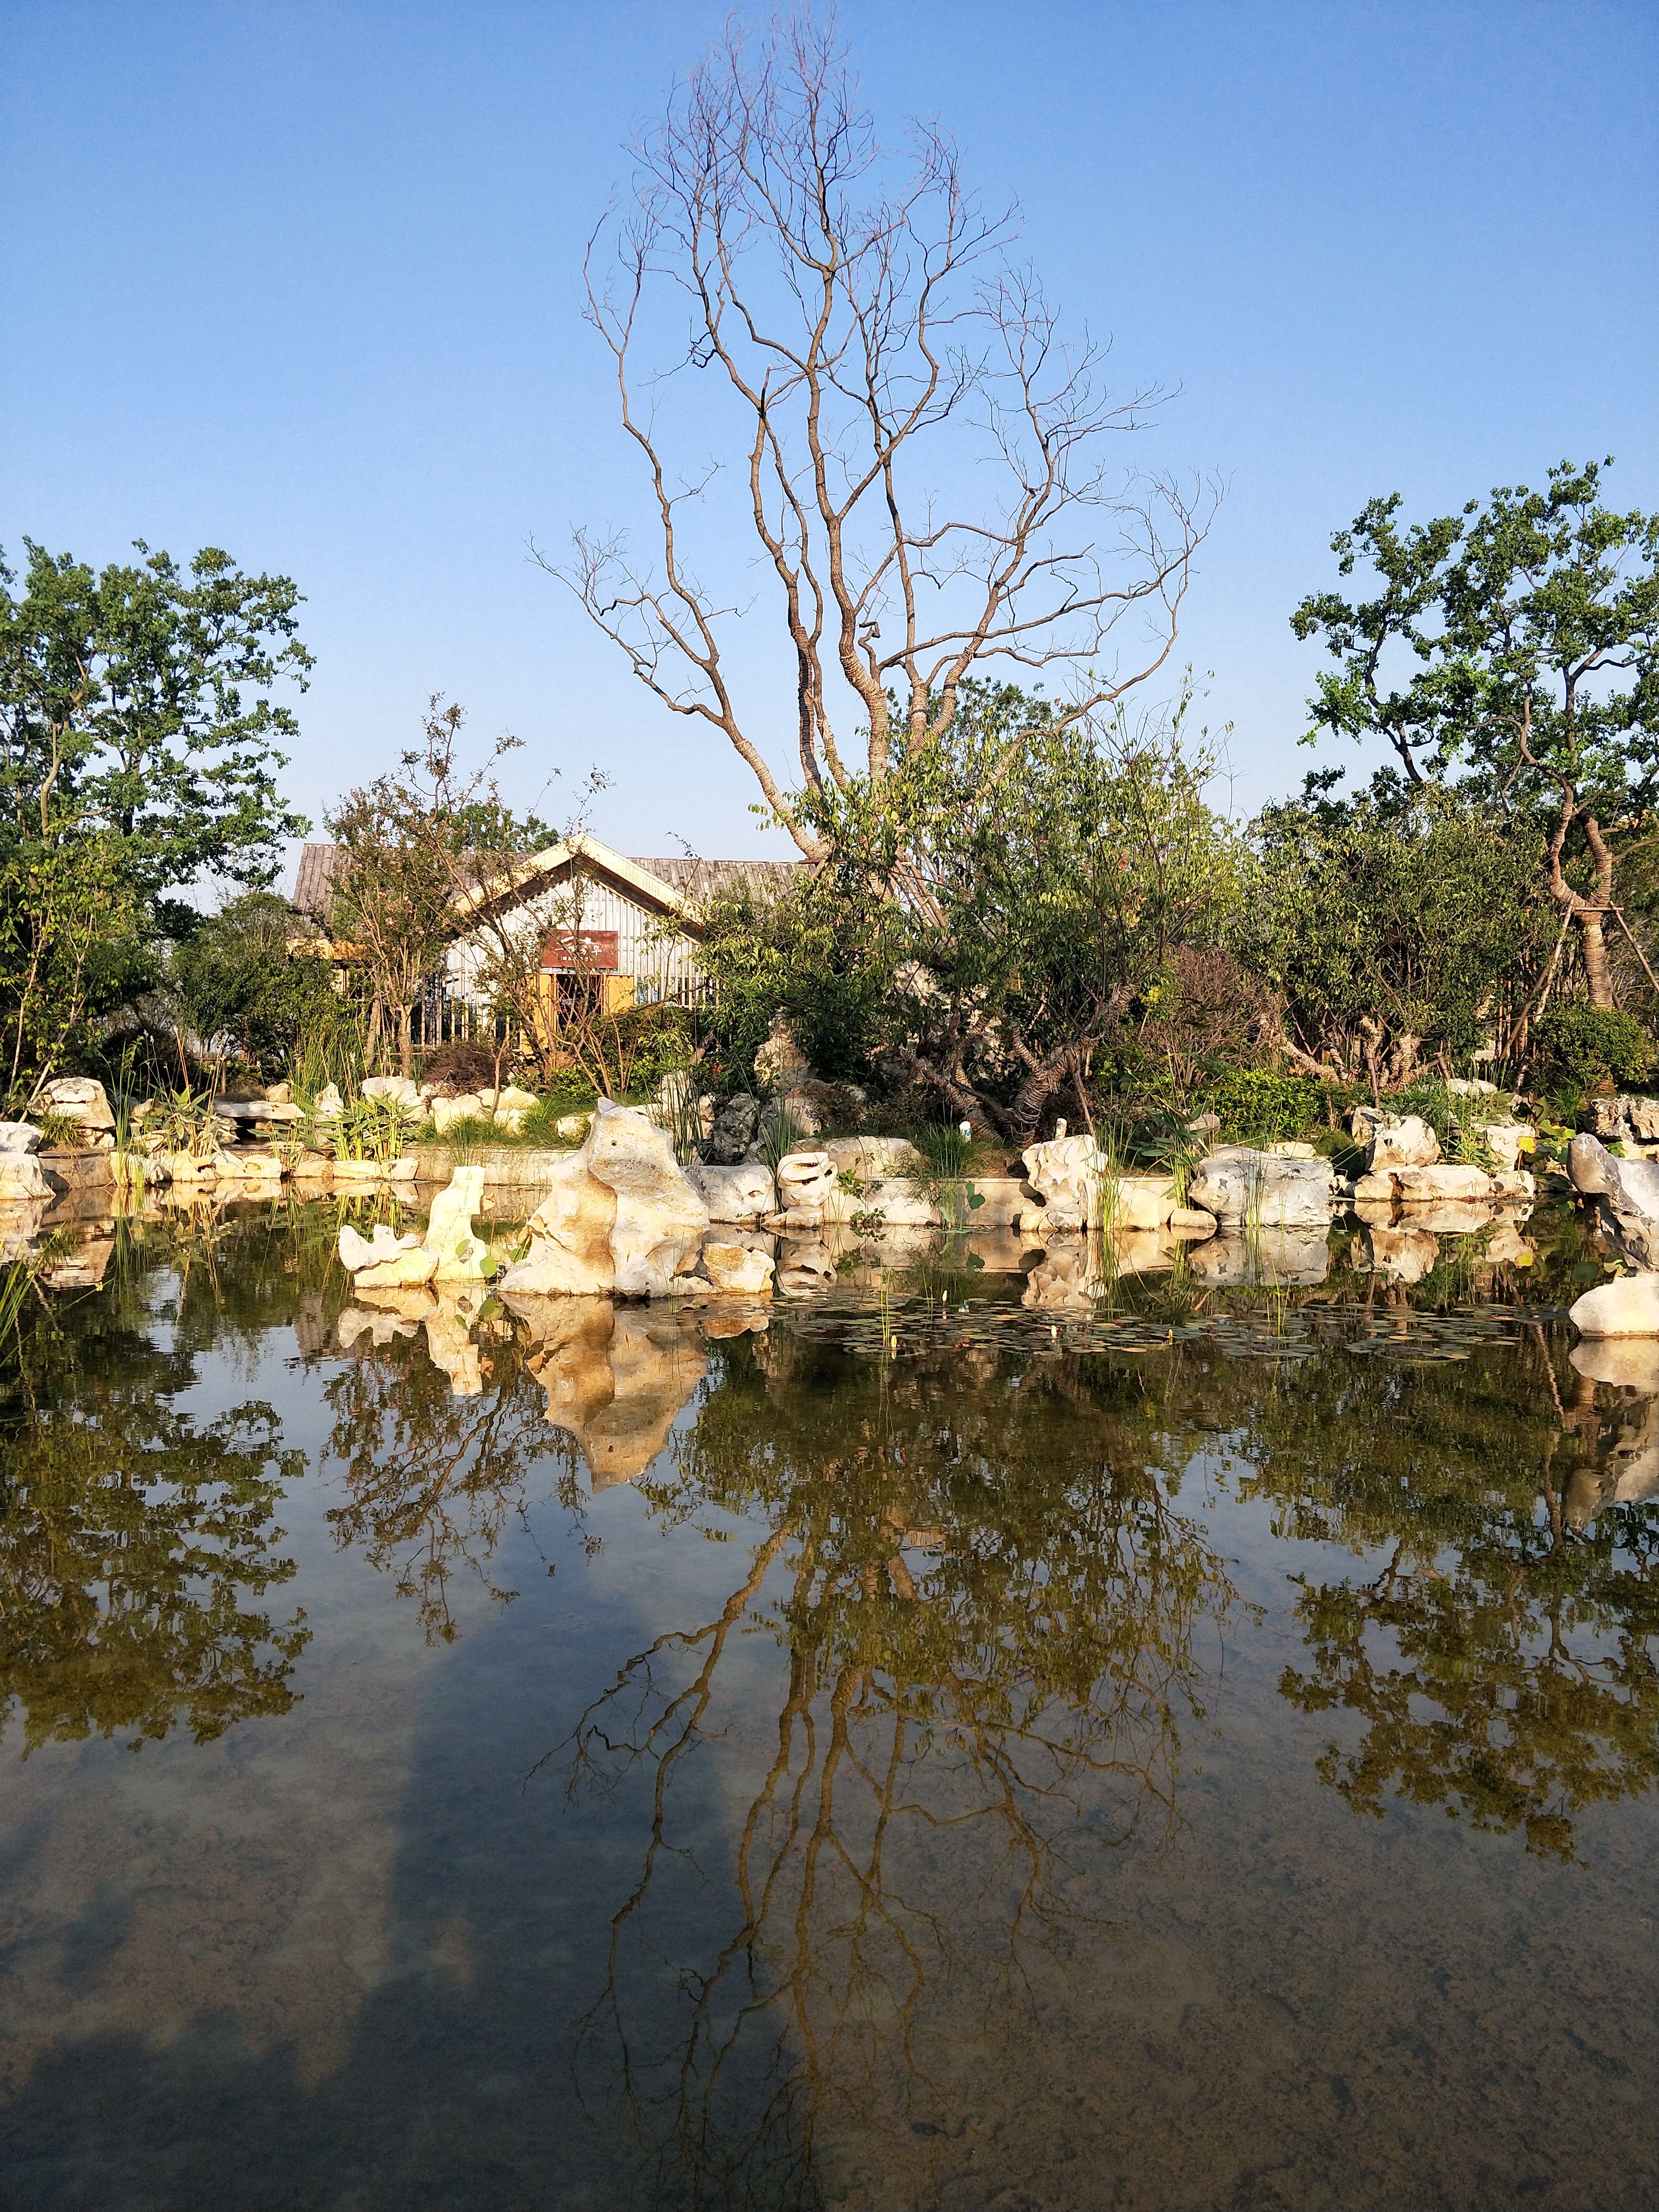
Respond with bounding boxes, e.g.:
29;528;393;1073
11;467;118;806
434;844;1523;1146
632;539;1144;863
289;834;804;1042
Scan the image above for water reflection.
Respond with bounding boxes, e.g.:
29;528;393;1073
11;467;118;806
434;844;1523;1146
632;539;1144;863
1235;1333;1659;1859
0;1216;309;1755
553;1332;1235;2203
2;1204;1658;2208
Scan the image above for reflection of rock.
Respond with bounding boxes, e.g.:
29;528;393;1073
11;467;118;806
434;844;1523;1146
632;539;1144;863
424;1296;487;1396
1022;1238;1109;1308
351;1285;439;1324
511;1298;708;1487
1188;1228;1330;1286
1360;1225;1441;1284
501;1102;708;1299
1570;1274;1659;1338
1187;1149;1335;1229
42;1234;115;1291
1569;1338;1659;1389
1483;1222;1535;1267
700;1242;776;1295
686;1162;775;1222
776;1239;836;1296
337;1305;422;1348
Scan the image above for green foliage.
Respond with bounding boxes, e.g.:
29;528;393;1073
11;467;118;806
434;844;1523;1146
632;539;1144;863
1535;1003;1653;1095
0;537;311;1095
1200;1068;1334;1142
1243;779;1551;1079
167;892;342;1077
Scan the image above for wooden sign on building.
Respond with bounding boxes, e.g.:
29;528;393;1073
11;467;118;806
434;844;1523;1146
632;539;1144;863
541;928;620;972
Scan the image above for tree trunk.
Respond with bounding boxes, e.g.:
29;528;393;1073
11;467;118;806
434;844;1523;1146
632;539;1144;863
1579;910;1614;1009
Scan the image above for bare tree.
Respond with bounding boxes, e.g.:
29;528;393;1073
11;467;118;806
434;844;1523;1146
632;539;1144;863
556;12;1215;860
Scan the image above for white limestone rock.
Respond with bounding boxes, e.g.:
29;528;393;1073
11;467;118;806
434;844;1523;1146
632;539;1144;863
1020;1133;1107;1232
686;1162;776;1223
0;1121;44;1156
426;1164;489;1281
1570;1274;1659;1339
500;1101;707;1298
339;1222;423;1272
1186;1148;1335;1229
40;1076;114;1131
1367;1115;1440;1172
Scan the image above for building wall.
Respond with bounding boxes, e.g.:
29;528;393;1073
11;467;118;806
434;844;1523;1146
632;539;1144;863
442;873;704;1010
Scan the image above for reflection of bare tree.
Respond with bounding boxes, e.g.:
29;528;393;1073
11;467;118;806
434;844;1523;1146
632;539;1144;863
552;1336;1234;2207
322;1316;584;1643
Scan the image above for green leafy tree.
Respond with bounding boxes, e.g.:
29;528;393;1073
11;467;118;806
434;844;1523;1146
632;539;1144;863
1242;778;1554;1085
1291;460;1659;1007
0;538;312;1094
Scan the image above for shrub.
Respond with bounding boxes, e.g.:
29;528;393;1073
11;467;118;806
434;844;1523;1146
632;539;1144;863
1200;1068;1335;1142
1535;1005;1652;1096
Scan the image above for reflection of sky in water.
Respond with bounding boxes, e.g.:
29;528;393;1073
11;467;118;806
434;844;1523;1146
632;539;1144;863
1;1212;1656;2211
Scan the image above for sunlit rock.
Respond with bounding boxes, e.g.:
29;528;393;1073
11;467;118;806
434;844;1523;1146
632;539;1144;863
1168;1206;1218;1239
499;1102;707;1298
1570;1274;1659;1338
1367;1115;1440;1171
1187;1149;1335;1228
40;1075;114;1132
500;1152;619;1296
1020;1133;1106;1232
0;1151;52;1202
776;1150;837;1220
586;1102;709;1295
426;1164;489;1280
1567;1133;1659;1268
338;1222;422;1272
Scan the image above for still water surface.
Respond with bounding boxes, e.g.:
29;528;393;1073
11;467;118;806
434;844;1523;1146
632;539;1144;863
2;1206;1656;2211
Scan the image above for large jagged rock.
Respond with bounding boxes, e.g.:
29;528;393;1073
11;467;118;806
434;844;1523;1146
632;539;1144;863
500;1101;707;1298
362;1075;422;1109
0;1151;52;1202
1020;1133;1107;1232
775;1150;837;1218
588;1101;709;1294
40;1076;114;1132
1186;1148;1335;1229
686;1162;775;1222
1367;1115;1440;1171
707;1092;760;1165
1585;1093;1659;1147
426;1164;489;1280
753;1012;811;1093
1567;1134;1659;1268
0;1121;44;1156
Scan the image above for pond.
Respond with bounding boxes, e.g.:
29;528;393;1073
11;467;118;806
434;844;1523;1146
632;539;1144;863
1;1200;1656;2211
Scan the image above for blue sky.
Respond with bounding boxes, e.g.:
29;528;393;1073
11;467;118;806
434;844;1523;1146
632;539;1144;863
4;0;1655;881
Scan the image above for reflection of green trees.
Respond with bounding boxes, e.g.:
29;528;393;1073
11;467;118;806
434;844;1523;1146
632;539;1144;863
1228;1332;1659;1858
320;1315;582;1643
0;1216;309;1755
561;1334;1234;2208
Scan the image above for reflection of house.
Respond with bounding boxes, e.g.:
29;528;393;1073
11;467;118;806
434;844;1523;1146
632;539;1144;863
290;836;801;1039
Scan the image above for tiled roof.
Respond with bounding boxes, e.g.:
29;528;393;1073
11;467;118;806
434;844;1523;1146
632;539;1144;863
290;842;804;923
